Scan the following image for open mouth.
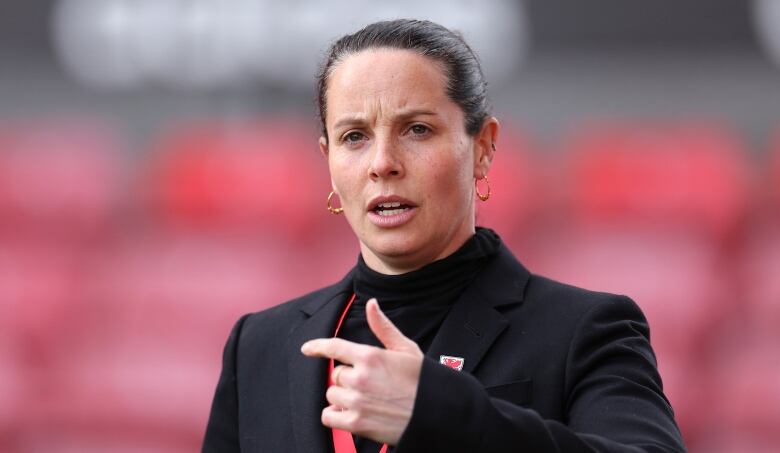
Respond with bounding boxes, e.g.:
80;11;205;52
371;201;414;217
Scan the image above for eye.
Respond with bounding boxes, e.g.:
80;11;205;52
409;124;430;135
342;131;367;145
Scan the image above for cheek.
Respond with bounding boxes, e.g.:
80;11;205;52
437;142;474;191
328;154;364;204
425;153;473;211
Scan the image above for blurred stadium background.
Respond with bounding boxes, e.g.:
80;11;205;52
1;1;779;451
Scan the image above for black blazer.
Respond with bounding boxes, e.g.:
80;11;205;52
203;242;686;452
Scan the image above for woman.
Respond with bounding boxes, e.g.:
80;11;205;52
203;19;685;452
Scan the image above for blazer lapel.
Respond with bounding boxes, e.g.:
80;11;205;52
283;243;530;451
426;244;530;375
286;271;353;453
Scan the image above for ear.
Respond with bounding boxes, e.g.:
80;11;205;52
319;136;330;159
319;136;339;193
473;117;500;179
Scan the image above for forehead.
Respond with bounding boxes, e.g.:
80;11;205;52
326;48;454;123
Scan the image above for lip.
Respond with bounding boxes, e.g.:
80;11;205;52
366;195;418;212
366;195;419;228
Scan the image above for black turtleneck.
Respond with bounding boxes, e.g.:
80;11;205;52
337;227;500;453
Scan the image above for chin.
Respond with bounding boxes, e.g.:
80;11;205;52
361;228;428;261
369;233;420;256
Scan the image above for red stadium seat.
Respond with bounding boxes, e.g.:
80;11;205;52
770;128;780;212
703;331;780;451
84;232;304;339
0;239;90;362
0;239;97;450
145;119;330;241
562;122;751;239
0;340;26;450
654;352;710;446
0;121;125;239
738;227;780;334
17;232;306;452
22;340;211;453
735;131;780;345
476;127;548;242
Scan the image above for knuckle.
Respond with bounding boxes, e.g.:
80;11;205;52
345;391;362;408
352;369;370;388
349;392;366;409
325;386;338;403
362;348;381;366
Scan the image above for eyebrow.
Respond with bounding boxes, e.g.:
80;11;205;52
332;109;438;130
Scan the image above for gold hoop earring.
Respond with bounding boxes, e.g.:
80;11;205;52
327;190;344;215
475;176;491;202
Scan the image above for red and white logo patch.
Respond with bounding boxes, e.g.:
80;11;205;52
439;355;465;371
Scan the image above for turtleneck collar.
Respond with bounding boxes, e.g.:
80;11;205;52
352;227;501;310
341;228;501;453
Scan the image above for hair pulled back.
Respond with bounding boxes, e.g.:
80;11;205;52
316;19;490;141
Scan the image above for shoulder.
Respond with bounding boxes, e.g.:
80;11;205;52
496;250;657;377
240;284;343;331
518;272;651;349
526;273;641;316
492;240;638;312
491;242;646;333
236;269;354;341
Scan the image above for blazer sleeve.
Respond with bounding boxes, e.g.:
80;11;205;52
202;314;250;453
394;296;686;453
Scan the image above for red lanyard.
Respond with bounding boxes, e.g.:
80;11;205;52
329;293;389;453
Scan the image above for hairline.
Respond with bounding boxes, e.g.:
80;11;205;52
321;46;456;141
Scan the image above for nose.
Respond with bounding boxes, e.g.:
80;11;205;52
368;133;404;180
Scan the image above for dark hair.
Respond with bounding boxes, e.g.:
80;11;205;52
316;19;490;141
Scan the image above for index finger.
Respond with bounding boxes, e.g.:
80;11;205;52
301;337;372;365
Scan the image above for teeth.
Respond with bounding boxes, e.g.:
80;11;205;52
377;208;409;216
378;202;402;208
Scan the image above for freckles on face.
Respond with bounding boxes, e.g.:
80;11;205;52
323;48;477;271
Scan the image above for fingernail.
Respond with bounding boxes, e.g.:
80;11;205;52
301;341;311;353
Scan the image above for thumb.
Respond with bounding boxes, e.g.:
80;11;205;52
366;298;418;353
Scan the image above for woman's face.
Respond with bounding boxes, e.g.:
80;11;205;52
320;48;497;274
